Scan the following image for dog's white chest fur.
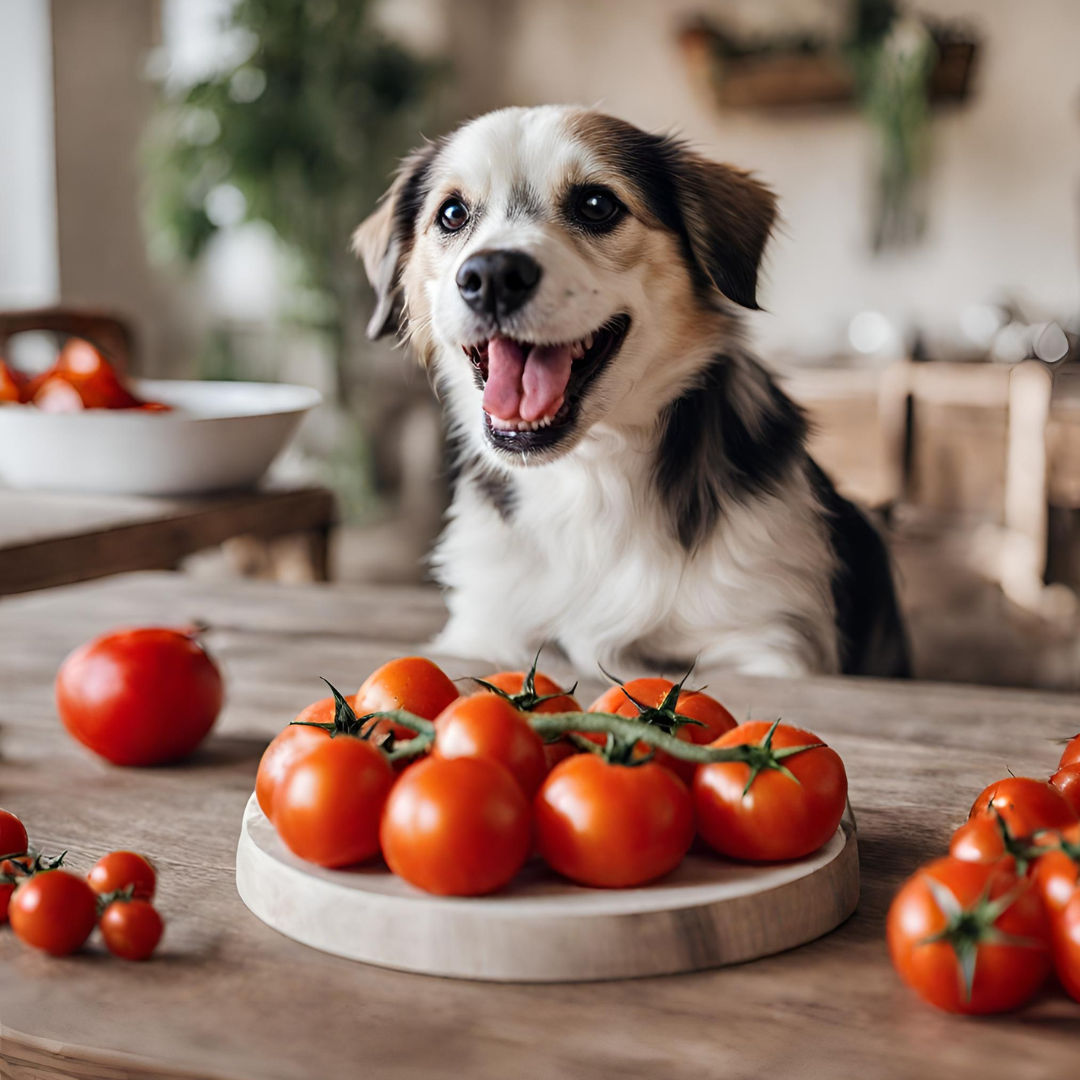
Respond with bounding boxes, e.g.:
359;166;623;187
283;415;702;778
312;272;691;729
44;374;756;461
432;425;841;678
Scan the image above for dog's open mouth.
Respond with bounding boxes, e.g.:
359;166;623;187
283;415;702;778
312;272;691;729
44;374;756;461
465;314;631;451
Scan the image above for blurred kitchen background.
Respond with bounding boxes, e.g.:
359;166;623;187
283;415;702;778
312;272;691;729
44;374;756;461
2;0;1080;688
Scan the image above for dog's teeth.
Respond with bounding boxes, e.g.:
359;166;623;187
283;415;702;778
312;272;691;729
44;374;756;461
584;332;595;351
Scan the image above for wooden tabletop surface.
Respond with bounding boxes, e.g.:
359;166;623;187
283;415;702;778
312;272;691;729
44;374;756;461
0;485;336;596
2;572;1079;1080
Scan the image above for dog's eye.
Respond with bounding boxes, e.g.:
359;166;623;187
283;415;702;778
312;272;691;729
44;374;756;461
438;198;469;232
575;188;622;227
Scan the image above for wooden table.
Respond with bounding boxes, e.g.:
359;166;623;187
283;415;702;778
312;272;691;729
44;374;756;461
1;573;1079;1080
0;485;336;596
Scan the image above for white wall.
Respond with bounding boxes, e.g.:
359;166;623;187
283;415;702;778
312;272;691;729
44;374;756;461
494;0;1080;361
0;0;59;307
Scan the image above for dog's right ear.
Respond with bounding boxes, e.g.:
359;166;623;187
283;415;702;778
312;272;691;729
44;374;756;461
352;144;437;340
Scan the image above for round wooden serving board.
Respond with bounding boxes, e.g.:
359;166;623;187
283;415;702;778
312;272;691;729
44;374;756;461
236;794;859;982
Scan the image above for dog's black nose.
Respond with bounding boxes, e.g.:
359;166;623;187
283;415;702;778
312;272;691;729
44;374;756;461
456;250;541;318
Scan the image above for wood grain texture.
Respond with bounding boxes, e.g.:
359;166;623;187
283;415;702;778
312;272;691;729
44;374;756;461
0;485;336;595
1;572;1079;1079
236;795;858;981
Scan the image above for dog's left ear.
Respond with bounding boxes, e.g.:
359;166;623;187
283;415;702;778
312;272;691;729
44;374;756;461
672;151;777;311
352;144;436;340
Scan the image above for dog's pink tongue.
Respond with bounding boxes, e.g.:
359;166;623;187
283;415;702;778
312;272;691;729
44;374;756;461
483;339;573;422
520;344;572;421
482;338;526;419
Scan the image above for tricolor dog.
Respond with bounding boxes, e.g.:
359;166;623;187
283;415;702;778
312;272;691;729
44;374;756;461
354;105;909;678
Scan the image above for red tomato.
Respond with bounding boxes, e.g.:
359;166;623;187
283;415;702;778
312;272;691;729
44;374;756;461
1052;889;1080;1002
56;627;223;766
356;656;459;741
887;856;1049;1014
380;755;530;896
535;754;694;888
969;777;1078;835
0;808;28;857
274;735;394;868
9;870;99;956
1051;765;1080;817
0;360;27;403
100;898;164;961
1032;823;1080;914
34;340;144;411
1059;734;1080;770
588;678;737;783
481;670;580;713
0;854;28;923
949;813;1038;874
433;691;548;799
254;695;352;818
693;721;846;862
87;851;156;901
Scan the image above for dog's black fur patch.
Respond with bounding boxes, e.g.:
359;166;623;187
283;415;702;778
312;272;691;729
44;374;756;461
809;463;911;678
655;354;910;677
447;439;517;524
656;354;807;550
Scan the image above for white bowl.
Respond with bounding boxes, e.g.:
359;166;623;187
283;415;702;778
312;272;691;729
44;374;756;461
0;380;321;496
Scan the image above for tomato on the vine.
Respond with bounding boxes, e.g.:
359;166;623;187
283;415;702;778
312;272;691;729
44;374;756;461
380;755;530;896
356;656;458;741
1050;765;1080;817
949;812;1040;874
56;627;223;766
482;667;580;768
9;870;99;956
588;677;737;783
1052;889;1080;1002
433;691;548;799
87;851;156;901
535;753;694;888
693;720;846;862
255;695;348;818
100;898;164;961
969;777;1078;835
274;735;394;868
1032;823;1080;914
0;808;28;857
887;856;1049;1014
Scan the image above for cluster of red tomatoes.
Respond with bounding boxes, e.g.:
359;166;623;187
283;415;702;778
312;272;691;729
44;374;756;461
888;737;1080;1014
1;808;163;961
0;338;169;411
255;655;849;896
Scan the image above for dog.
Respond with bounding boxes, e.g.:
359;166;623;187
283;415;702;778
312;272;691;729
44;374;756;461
353;105;910;679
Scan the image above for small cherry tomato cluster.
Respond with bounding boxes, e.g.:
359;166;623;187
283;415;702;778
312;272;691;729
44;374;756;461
888;735;1080;1014
1;808;164;961
256;653;849;896
0;339;170;411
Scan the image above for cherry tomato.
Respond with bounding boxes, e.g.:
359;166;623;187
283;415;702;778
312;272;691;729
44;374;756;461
9;870;98;956
254;695;352;818
588;678;736;783
0;360;27;403
1032;823;1080;914
87;851;156;901
693;721;846;862
274;735;393;867
948;812;1041;875
481;670;580;713
56;627;224;766
887;856;1049;1014
433;691;548;798
1052;889;1080;1002
356;656;459;741
0;855;28;923
100;898;164;961
1051;765;1080;817
969;777;1078;835
0;808;28;857
32;339;145;411
380;755;530;896
535;753;694;888
1059;734;1080;770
